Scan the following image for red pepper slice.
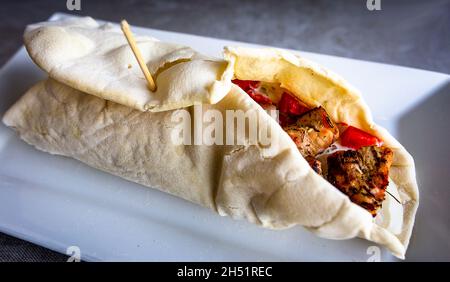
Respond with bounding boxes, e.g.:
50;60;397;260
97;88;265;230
340;126;382;150
233;81;310;126
232;79;272;106
232;79;259;92
278;92;310;116
247;89;273;106
336;122;349;133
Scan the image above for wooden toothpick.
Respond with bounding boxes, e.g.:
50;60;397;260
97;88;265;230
120;20;156;92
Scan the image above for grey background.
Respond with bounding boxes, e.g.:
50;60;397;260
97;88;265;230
0;0;448;262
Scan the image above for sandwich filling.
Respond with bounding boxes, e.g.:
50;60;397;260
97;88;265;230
233;79;395;217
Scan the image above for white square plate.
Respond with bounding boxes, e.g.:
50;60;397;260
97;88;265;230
0;13;448;261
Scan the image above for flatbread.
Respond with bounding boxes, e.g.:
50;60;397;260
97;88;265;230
3;78;415;258
2;18;419;259
24;17;233;111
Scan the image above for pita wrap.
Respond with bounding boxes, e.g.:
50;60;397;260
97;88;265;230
24;17;233;111
224;46;419;258
2;18;419;259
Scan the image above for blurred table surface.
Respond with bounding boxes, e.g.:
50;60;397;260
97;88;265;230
0;0;448;262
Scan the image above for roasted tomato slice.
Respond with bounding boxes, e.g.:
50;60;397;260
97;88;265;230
278;92;310;116
340;126;382;150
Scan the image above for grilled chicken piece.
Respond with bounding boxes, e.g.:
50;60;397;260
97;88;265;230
306;156;322;175
326;146;394;216
283;107;339;158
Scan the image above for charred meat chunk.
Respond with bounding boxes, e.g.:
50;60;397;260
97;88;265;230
283;106;339;158
306;156;322;175
326;146;394;216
